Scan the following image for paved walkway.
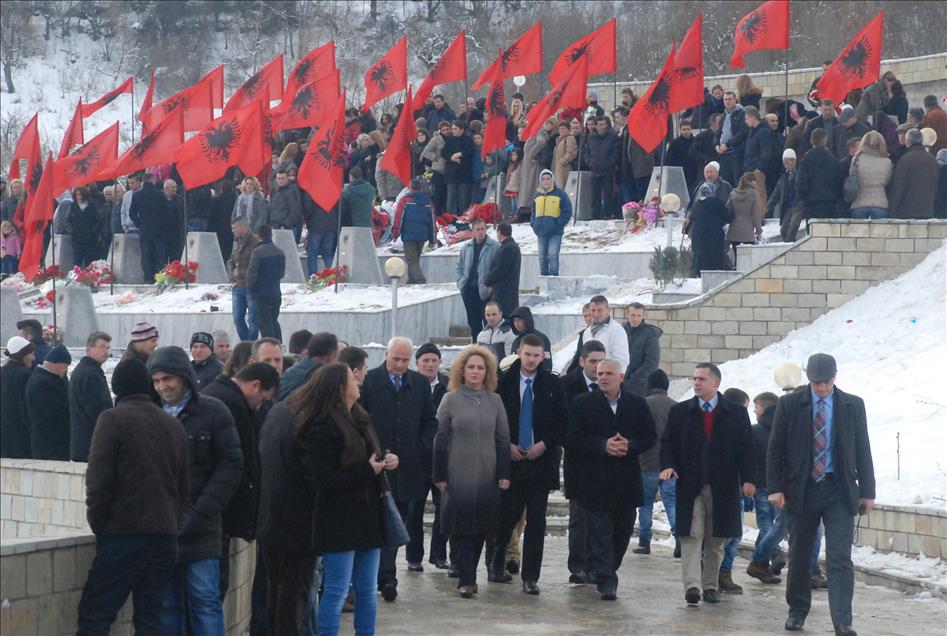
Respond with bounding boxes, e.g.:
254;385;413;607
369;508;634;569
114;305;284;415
339;535;946;635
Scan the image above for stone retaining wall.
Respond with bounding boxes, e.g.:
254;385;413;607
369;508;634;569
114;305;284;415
856;504;947;559
629;220;947;378
0;460;254;636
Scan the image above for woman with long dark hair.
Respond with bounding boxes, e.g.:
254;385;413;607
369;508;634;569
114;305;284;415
292;363;398;636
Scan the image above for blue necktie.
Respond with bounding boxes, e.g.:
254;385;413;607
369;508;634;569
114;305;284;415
392;375;402;390
519;379;534;449
703;402;712;413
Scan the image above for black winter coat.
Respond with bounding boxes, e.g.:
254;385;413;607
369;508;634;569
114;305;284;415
623;321;663;397
689;196;733;274
583;130;621;176
129;182;167;239
0;360;33;458
562;370;598;499
257;404;315;553
359;364;438;502
26;367;70;460
208;191;238;259
303;413;384;554
752;405;775;490
508;306;552;372
665;136;700;192
148;348;243;563
567;389;657;512
483;237;521;317
201;375;260;541
742;125;774;174
714;108;749;162
660;395;755;538
497;360;568;491
68;356;113;462
442;134;476;184
192;356;223;390
69;201;104;265
797;146;842;205
689;129;719;171
767;386;875;516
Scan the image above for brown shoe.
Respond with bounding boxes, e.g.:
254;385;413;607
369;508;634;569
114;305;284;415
746;560;782;584
459;585;476;599
718;571;744;594
810;572;828;589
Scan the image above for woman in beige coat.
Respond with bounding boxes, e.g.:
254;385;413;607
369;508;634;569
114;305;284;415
850;131;893;219
726;172;762;268
552;122;578;188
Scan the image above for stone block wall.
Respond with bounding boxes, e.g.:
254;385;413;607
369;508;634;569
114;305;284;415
627;220;946;379
0;460;254;635
856;505;947;559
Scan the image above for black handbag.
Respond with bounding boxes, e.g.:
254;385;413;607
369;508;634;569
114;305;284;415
379;474;410;548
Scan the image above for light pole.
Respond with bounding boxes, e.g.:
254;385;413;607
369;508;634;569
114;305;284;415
774;362;803;393
661;192;682;249
384;256;407;341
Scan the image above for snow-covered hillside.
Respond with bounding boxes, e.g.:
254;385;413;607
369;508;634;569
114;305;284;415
672;243;947;508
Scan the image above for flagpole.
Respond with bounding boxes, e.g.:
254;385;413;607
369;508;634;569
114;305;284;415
574;130;584;226
183;187;189;291
334;184;342;295
51;229;58;338
783;49;790;135
131;81;136;144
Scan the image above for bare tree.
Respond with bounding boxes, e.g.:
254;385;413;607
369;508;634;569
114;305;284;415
0;2;36;93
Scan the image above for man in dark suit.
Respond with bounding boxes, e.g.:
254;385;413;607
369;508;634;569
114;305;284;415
796;127;842;223
767;353;875;636
491;334;568;595
562;340;606;584
567;359;657;601
660;362;756;606
358;337;438;602
483;221;521;317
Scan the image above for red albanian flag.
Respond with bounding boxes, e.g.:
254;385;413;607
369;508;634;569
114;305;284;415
139;70;155;125
548;18;615;86
628;43;675;154
816;12;884;106
273;69;341;131
669;14;704;113
202;65;225;110
19;153;55;282
58;99;85;159
522;54;589;141
175;101;267;190
99;107;185;181
362;36;407;112
8;112;39;180
141;71;215;132
53;122;119;193
284;41;337;106
81;77;133;118
730;0;790;69
380;87;415;187
411;30;467;114
224;53;284;112
482;52;508;158
471;21;543;91
298;91;348;211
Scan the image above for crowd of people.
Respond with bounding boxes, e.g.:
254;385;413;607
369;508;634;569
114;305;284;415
3;71;944;289
1;277;875;636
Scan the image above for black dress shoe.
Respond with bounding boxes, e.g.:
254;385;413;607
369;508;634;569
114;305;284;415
784;615;806;631
407;562;423;572
380;583;398;602
673;539;682;559
834;626;857;636
568;573;589;585
488;570;512;583
522;580;540;595
506;558;520;575
430;558;450;570
599;582;617;601
447;566;459;578
702;589;721;604
685;587;701;605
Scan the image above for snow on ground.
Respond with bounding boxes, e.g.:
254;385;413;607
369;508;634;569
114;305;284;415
380;220;786;257
22;283;456;315
672;244;947;509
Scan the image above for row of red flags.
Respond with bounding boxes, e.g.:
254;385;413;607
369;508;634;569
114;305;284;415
10;2;884;280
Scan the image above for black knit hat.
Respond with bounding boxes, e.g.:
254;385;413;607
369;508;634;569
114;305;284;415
190;332;214;349
111;359;153;401
415;342;441;360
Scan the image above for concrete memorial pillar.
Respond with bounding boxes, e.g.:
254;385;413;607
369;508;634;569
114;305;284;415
182;232;228;284
44;235;75;272
337;228;384;284
107;233;145;284
566;171;594;220
644;166;691;211
55;286;98;347
482;174;511;214
0;286;23;342
273;229;306;283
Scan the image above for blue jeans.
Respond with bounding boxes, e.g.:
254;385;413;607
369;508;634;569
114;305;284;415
232;286;258;342
161;558;225;636
637;471;677;541
537;233;563;276
252;295;282;341
753;497;823;570
307;231;337;274
77;534;177;636
851;206;888;220
318;548;380;636
721;496;747;572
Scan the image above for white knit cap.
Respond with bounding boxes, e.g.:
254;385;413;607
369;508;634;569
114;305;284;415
5;336;32;356
706;161;721;171
782;148;796;160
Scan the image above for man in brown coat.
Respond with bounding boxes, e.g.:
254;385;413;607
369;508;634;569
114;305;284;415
920;95;947;155
228;216;261;341
889;129;939;219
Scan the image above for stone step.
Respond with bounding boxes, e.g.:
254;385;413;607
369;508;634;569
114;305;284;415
448;324;471;338
429;336;471;347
